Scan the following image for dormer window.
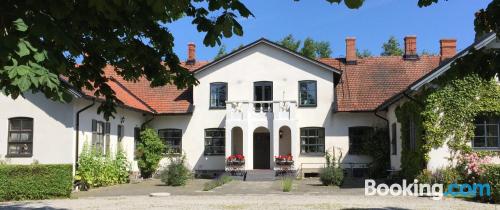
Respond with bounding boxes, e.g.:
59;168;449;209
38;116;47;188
210;82;227;109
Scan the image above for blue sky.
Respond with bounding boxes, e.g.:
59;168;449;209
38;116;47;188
169;0;491;61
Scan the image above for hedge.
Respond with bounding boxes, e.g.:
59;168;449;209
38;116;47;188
480;164;500;204
0;164;73;201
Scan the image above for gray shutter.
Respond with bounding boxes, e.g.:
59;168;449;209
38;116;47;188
92;119;97;132
105;122;111;134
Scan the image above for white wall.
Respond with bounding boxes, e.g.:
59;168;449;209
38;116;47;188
387;101;404;170
151;43;387;171
328;112;386;167
0;92;75;165
75;99;147;172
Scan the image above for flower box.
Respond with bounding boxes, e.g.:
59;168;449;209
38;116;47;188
275;154;294;165
226;154;245;166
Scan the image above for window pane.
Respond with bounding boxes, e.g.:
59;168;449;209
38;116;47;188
486;125;498;136
9;119;22;131
473;137;485;147
474;124;485;136
22;119;33;131
487;137;499;147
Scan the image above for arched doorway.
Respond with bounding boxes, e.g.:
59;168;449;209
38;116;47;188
253;127;271;169
279;126;291;155
231;127;243;155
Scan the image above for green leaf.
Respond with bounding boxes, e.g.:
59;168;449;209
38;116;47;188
15;65;31;76
33;51;47;62
16;41;30;57
16;77;31;92
13;18;28;32
344;0;364;9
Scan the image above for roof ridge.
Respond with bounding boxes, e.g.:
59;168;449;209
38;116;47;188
109;77;157;113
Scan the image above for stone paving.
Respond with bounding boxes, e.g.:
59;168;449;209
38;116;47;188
1;178;498;210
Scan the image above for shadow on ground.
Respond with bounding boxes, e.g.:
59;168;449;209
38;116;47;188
0;204;67;210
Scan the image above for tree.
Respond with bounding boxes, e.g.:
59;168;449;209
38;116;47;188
301;38;317;59
279;34;301;52
315;41;332;58
136;128;165;178
0;0;253;119
420;49;437;56
214;45;227;60
381;36;404;56
279;35;332;59
356;49;372;58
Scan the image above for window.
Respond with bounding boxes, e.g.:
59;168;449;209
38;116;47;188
117;125;124;141
391;123;397;155
134;127;141;159
298;81;317;107
348;126;373;155
158;129;182;154
408;119;417;152
473;117;500;149
92;120;110;154
300;127;325;154
210;83;227;109
7;117;33;157
204;128;225;155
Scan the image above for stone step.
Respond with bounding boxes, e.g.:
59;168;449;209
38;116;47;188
244;170;276;181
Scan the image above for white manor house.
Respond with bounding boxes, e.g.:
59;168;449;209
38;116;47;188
1;34;499;177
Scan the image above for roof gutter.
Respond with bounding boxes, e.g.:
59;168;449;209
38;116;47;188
75;100;95;170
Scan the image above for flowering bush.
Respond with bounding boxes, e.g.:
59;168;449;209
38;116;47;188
227;154;244;161
458;152;492;176
275;154;293;161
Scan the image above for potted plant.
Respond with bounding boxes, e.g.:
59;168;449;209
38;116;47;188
275;154;293;165
226;154;245;166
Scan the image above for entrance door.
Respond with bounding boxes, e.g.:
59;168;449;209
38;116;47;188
254;81;273;112
253;132;271;169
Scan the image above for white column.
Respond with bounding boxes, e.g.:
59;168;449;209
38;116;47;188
225;127;232;158
272;123;280;169
244;125;253;170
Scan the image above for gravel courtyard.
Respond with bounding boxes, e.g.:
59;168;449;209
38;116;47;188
0;178;498;210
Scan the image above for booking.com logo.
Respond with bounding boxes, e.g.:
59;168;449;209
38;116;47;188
365;179;491;200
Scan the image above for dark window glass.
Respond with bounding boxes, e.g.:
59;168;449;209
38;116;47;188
158;129;182;154
117;125;124;141
391;123;397;155
210;83;227;109
134;127;141;159
348;127;373;155
92;120;110;155
7;118;33;157
300;127;325;154
299;81;317;107
473;117;499;149
204;128;225;155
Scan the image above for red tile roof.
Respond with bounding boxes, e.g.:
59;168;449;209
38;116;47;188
76;55;440;114
320;56;440;111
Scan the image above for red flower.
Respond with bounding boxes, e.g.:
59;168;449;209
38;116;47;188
275;154;293;161
227;154;245;161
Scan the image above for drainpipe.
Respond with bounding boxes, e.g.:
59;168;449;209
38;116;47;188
141;115;155;129
403;92;424;107
75;100;95;169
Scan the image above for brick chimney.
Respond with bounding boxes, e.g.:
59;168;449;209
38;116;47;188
186;42;196;65
346;37;357;65
440;39;456;62
404;35;418;60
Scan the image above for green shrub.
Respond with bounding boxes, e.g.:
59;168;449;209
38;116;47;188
75;143;130;190
433;167;461;187
281;177;293;192
0;164;72;201
160;155;191;186
415;169;433;184
320;167;344;186
480;164;500;204
203;175;233;191
136;128;165;178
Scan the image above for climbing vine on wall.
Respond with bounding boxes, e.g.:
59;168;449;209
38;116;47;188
395;48;500;179
422;74;500;155
395;99;428;180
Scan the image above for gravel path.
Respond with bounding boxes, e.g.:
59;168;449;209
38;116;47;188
1;195;497;210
